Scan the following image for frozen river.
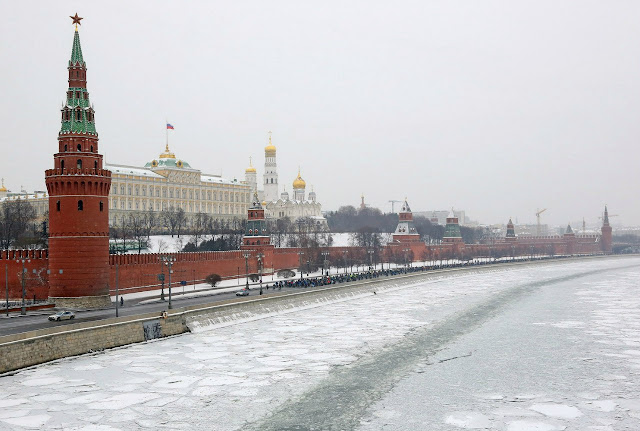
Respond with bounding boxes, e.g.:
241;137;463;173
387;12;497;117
1;256;639;430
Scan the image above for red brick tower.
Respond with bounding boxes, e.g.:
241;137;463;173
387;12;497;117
505;218;517;242
392;199;420;242
601;205;613;254
242;192;271;247
45;18;112;308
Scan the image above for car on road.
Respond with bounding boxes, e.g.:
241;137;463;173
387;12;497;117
48;311;75;321
235;289;250;297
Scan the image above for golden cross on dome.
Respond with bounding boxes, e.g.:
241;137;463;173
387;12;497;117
70;13;83;30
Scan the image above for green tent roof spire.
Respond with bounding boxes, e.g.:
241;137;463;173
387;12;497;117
69;30;85;67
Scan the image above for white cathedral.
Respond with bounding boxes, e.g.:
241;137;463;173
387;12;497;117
244;133;326;227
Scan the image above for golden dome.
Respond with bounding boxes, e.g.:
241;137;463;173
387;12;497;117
293;168;306;189
262;201;267;207
264;133;276;156
245;156;256;173
159;143;176;159
0;179;6;192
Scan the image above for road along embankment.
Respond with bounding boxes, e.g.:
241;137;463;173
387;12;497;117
0;256;628;374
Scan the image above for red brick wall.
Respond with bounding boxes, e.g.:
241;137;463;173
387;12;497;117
0;250;49;300
0;232;606;300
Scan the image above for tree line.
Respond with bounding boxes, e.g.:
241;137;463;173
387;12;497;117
0;200;45;249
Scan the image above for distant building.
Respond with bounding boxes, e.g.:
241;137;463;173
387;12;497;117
414;210;470;226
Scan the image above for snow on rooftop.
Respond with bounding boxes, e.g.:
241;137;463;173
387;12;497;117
106;164;165;179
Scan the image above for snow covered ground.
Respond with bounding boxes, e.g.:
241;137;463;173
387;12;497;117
1;256;639;430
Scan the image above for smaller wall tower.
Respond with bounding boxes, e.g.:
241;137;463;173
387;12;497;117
505;218;517;242
392;199;420;242
443;209;463;243
243;192;271;247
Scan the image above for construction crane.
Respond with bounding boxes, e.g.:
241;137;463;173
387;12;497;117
388;200;401;214
598;214;619;220
536;208;547;236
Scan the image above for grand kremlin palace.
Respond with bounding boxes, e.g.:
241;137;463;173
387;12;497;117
0;144;252;226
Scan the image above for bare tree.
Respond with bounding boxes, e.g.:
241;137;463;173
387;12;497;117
0;200;37;249
143;209;157;240
191;212;211;248
175;207;187;238
108;215;130;254
162;206;184;237
128;212;147;254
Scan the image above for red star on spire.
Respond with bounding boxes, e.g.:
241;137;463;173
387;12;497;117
70;13;83;26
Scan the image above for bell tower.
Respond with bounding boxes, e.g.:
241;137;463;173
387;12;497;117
45;15;112;308
263;132;279;202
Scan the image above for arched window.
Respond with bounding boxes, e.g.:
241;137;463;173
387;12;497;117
60;160;65;170
77;144;82;151
64;144;68;151
90;145;94;152
76;110;81;121
77;200;83;211
100;201;104;212
56;201;60;211
94;161;98;170
76;159;82;169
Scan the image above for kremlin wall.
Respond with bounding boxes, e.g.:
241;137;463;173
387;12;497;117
0;22;613;306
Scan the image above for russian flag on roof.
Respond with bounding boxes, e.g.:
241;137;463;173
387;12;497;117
166;123;174;130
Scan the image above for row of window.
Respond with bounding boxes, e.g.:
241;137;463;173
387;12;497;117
55;200;104;212
111;183;248;202
59;159;98;171
62;143;95;152
61;108;94;122
67;90;88;100
110;199;244;214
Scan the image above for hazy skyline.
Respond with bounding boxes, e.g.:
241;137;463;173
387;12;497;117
1;1;638;226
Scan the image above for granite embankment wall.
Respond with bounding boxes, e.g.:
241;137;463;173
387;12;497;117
0;310;186;374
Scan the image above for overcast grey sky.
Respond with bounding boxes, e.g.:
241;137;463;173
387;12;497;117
1;1;638;226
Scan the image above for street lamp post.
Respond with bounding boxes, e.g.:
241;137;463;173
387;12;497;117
403;248;409;269
160;255;176;309
242;251;251;289
257;252;264;295
367;249;374;270
342;250;348;274
115;261;119;317
297;251;304;280
321;251;330;276
15;258;30;315
5;263;9;317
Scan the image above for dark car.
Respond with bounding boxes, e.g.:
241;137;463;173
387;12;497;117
235;289;250;297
